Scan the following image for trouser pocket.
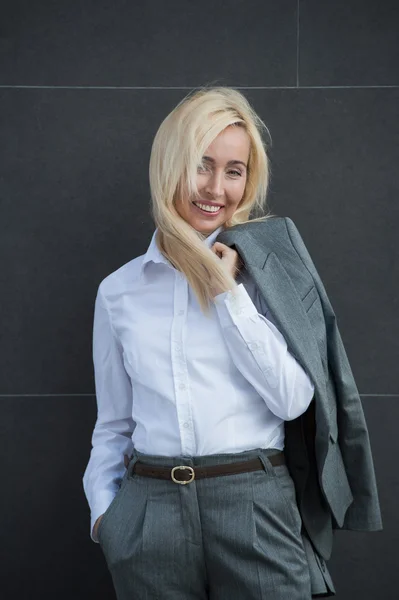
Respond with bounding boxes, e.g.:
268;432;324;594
97;454;138;545
257;454;304;540
97;476;127;544
99;454;150;571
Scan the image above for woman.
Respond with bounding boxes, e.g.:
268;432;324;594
82;87;376;598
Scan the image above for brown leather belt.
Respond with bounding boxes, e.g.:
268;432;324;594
128;451;285;485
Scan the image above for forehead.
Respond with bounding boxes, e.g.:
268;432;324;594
205;125;250;160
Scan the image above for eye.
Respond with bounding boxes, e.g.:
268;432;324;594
197;164;210;173
228;169;242;177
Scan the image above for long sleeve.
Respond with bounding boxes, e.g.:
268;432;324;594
213;282;315;421
82;284;136;543
284;216;382;530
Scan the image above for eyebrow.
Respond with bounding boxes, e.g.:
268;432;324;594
202;156;248;169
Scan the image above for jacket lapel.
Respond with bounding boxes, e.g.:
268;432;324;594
215;227;326;394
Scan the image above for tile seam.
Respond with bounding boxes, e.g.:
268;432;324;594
0;85;398;90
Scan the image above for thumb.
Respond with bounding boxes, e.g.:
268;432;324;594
211;242;224;257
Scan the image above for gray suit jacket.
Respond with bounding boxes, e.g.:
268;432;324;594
215;215;383;560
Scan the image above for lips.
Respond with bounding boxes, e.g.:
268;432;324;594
193;199;224;208
192;201;224;216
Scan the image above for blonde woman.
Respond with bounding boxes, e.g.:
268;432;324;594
83;87;381;599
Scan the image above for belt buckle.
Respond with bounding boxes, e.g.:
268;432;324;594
171;465;195;485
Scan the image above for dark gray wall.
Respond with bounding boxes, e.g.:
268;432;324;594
1;1;398;598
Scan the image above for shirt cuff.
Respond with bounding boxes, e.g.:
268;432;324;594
213;283;259;328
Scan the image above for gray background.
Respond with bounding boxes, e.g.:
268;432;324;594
1;1;398;598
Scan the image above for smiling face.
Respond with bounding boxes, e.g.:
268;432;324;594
175;124;251;236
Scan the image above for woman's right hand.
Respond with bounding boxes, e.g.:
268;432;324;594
93;514;104;538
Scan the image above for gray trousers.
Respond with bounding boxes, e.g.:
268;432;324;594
97;447;336;599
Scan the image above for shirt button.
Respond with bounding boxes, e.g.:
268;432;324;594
178;310;184;316
179;383;186;390
183;422;190;428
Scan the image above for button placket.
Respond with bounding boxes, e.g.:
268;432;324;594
171;274;195;454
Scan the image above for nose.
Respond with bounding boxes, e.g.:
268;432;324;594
204;170;224;199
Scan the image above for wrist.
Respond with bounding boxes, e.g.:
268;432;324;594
211;283;239;298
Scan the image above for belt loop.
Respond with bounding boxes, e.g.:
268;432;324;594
257;452;275;476
126;452;140;479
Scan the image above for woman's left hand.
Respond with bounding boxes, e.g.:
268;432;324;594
210;242;243;297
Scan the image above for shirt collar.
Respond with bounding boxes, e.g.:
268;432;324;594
140;225;224;281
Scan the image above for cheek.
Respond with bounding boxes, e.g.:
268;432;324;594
230;179;247;204
196;174;209;193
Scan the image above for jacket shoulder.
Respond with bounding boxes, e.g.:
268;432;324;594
225;215;286;238
243;215;295;253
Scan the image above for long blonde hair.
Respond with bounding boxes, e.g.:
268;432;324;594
149;86;275;316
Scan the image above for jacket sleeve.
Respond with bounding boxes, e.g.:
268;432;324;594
82;284;135;543
284;216;382;531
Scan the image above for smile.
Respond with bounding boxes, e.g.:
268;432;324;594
192;201;224;216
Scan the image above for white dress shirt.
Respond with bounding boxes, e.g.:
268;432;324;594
83;224;315;542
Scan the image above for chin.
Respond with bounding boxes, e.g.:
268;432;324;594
198;225;226;238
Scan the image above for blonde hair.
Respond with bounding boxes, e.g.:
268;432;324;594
148;86;275;316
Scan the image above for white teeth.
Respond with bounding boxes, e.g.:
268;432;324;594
193;201;221;213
